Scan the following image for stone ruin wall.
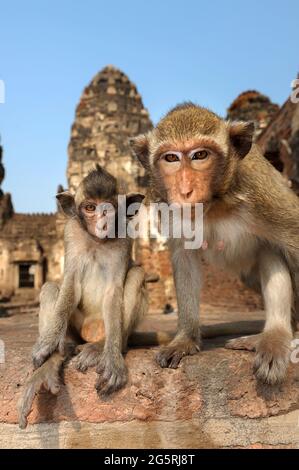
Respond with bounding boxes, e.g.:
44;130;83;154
257;99;299;191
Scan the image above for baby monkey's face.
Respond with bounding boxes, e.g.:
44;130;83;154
80;198;117;239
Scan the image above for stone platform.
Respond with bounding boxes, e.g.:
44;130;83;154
0;308;299;449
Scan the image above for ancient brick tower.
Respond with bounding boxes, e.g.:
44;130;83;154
67;65;152;193
227;90;279;137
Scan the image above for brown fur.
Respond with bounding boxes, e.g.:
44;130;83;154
18;166;148;429
130;102;299;384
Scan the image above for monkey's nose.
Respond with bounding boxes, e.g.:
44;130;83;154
180;189;194;200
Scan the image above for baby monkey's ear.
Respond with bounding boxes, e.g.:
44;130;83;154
56;191;76;217
126;193;145;218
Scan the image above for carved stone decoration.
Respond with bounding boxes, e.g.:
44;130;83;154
67;65;152;194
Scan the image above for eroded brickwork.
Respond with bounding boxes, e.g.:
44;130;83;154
227;90;279;137
67;65;152;193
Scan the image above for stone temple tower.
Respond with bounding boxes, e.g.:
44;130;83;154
227;90;279;138
67;65;152;193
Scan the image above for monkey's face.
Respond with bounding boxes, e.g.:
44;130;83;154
153;141;221;205
56;166;145;241
130;103;255;206
79;198;117;239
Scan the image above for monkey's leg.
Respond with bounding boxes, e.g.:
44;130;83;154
95;267;147;395
156;241;201;369
32;279;78;368
253;250;293;385
74;266;147;374
95;266;148;395
18;352;63;429
31;282;60;368
20;282;78;428
95;283;128;396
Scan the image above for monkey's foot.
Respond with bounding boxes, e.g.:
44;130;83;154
18;353;62;429
225;334;261;351
96;352;128;396
74;342;104;372
156;338;200;369
253;328;292;385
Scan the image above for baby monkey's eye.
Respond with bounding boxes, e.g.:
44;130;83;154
191;150;209;160
85;204;96;212
164;153;180;163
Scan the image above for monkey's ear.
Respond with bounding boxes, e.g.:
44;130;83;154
229;121;255;159
126;193;145;218
129;134;150;168
56;191;76;217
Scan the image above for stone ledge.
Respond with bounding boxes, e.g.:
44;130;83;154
1;311;299;448
1;412;299;449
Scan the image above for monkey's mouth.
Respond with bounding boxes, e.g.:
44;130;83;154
95;222;109;238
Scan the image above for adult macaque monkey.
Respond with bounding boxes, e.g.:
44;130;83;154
18;165;148;428
130;102;299;384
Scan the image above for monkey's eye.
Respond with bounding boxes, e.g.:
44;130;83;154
191;150;209;160
85;203;97;212
163;153;181;163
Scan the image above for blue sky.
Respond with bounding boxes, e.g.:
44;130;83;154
0;0;298;213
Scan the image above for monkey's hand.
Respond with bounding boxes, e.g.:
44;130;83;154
74;341;104;372
18;352;62;429
253;328;292;385
32;333;66;369
156;337;201;369
95;351;128;396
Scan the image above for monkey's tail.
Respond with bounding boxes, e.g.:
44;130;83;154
128;320;264;346
18;352;64;429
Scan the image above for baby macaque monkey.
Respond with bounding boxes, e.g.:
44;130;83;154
18;165;148;428
130;102;299;385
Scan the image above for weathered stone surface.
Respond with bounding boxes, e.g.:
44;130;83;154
227;353;299;419
1;310;299;448
0;313;202;426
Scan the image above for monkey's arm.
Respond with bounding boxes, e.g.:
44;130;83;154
96;282;128;395
155;239;202;368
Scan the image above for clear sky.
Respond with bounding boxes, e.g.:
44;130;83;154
0;0;298;213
